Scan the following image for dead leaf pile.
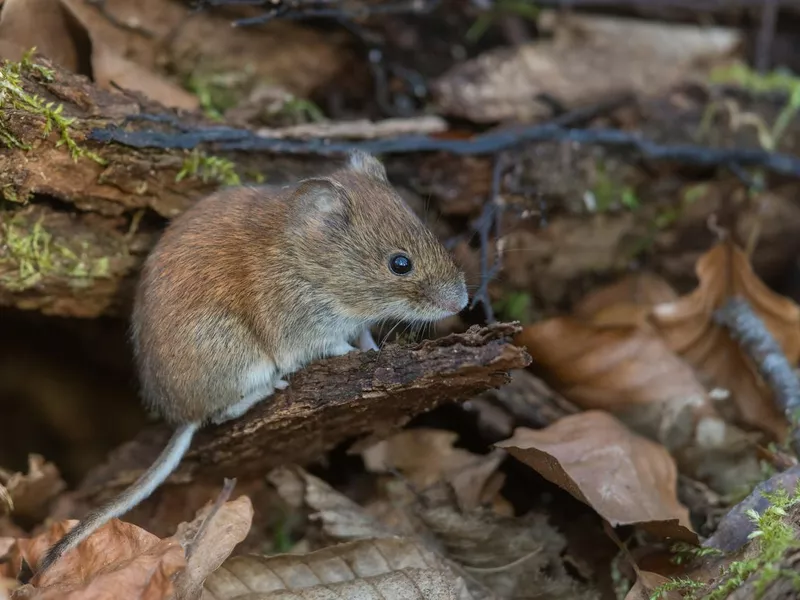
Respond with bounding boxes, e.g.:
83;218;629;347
0;0;348;117
515;239;800;495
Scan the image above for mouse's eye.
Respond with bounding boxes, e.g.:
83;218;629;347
389;253;413;276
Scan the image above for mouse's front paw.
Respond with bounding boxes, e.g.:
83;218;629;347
330;341;357;357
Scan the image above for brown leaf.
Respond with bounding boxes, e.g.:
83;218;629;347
496;411;696;542
0;0;83;71
202;538;467;600
416;502;600;600
0;455;66;523
432;12;740;122
573;272;679;326
515;317;711;416
361;429;506;511
56;3;199;110
650;241;800;439
9;518;185;599
172;496;254;600
268;466;396;542
624;570;681;600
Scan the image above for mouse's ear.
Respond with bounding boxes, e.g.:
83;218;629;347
347;150;388;182
289;178;350;233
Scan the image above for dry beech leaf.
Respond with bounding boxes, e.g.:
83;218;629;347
573;272;679;326
416;501;599;600
516;317;712;416
172;496;254;600
0;0;83;71
650;241;800;440
361;429;506;511
624;570;681;600
9;518;185;599
269;466;397;542
202;538;466;600
497;411;696;542
433;12;739;122
0;455;66;523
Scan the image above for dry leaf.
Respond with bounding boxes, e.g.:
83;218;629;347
573;273;679;326
0;455;66;523
416;502;600;600
497;411;696;542
172;496;254;600
650;241;800;439
433;12;740;122
0;0;83;71
9;518;185;599
55;2;199;110
202;538;466;600
361;429;506;511
516;317;711;417
268;466;396;542
624;570;681;600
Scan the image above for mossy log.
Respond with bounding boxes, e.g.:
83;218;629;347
0;55;338;317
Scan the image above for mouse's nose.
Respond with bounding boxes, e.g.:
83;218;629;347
437;284;469;315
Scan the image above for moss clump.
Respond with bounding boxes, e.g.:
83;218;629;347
0;215;112;291
651;482;800;600
0;48;105;164
176;150;241;186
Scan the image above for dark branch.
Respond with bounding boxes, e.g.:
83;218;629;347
90;121;800;179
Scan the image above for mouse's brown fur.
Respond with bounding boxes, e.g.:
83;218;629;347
33;151;467;579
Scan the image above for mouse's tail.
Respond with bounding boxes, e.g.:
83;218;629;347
33;422;199;580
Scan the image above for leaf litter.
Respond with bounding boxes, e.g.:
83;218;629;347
3;2;800;599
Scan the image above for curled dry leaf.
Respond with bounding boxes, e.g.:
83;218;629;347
268;466;396;542
202;538;466;600
624;570;681;600
573;272;679;326
432;12;740;122
361;429;506;512
0;455;66;523
515;313;764;495
650;241;800;440
516;317;710;416
172;495;254;600
0;0;83;72
8;518;185;599
497;411;696;542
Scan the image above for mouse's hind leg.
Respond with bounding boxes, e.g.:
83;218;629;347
210;361;288;425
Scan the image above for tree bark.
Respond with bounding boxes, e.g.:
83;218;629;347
68;323;530;503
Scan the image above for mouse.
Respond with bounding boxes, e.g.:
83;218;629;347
32;150;468;579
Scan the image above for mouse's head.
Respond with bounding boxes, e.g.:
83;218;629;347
288;150;468;324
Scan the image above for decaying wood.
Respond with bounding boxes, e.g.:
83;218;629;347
0;56;340;317
69;323;529;502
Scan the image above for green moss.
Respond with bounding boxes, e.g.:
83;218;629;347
0;215;113;291
276;97;325;123
466;0;540;43
588;161;640;213
706;61;800;152
0;48;105;164
176;150;241;186
493;291;534;324
652;481;800;599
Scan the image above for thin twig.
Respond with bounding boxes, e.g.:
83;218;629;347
87;0;157;38
714;296;800;457
469;156;505;323
755;0;778;72
185;477;237;560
